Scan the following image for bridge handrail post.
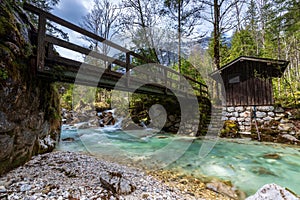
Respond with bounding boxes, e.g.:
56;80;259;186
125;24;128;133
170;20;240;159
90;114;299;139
126;52;130;87
37;13;46;71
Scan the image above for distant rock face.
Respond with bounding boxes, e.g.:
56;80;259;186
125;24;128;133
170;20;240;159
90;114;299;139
0;1;60;175
246;183;299;200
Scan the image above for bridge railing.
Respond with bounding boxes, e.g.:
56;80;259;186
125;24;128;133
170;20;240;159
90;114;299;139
24;3;208;97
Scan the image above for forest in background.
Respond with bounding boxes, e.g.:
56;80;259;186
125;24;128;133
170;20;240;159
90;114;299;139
18;0;300;108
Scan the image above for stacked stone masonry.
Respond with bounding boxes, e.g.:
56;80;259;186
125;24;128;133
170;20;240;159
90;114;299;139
222;106;285;132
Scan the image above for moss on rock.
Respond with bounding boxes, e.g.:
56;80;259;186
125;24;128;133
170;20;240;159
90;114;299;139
0;0;60;175
219;120;241;138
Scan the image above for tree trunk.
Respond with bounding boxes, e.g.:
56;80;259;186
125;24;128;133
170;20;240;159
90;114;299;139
178;0;181;74
213;0;220;101
213;0;220;70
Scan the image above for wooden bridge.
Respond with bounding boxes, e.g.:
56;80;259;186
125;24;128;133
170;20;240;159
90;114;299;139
24;3;208;98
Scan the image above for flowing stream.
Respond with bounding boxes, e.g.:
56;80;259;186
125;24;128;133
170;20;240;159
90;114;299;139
56;123;300;196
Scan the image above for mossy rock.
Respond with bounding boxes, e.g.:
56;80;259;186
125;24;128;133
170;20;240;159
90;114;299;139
219;120;240;138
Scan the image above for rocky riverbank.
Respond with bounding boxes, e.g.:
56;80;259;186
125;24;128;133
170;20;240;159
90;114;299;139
0;151;238;200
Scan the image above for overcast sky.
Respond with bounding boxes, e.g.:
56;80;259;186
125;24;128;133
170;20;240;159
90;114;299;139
51;0;91;25
50;0;94;61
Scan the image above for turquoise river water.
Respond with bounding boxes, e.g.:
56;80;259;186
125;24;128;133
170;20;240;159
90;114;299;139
56;124;300;196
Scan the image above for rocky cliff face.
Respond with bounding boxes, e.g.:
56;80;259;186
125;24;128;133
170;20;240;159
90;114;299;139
0;0;60;175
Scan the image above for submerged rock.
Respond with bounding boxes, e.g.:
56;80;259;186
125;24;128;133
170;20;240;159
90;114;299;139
156;135;168;139
250;167;277;176
246;183;299;200
262;153;281;160
61;137;75;142
206;181;238;199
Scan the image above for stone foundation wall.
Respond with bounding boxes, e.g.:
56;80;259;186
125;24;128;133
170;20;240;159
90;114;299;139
121;95;211;137
222;105;300;145
222;106;285;132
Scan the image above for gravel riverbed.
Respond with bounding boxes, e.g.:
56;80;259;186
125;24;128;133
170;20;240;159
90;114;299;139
0;151;235;200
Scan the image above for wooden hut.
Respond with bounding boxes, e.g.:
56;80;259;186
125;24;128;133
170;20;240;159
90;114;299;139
210;56;289;106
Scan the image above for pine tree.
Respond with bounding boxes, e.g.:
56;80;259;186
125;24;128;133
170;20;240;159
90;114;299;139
229;29;257;60
161;0;204;73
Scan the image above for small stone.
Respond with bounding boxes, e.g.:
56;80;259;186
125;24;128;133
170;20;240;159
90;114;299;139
256;111;267;118
20;184;31;192
239;126;245;131
179;179;188;184
142;193;149;199
289;131;296;135
275;117;282;121
221;116;228;121
235;106;245;112
268;112;275;117
243;121;251;126
240;111;251;118
280;118;289;123
237;117;245;122
225;112;233;117
274;107;285;113
276;113;285;118
227;107;235;112
233;112;239;117
62;191;70;198
0;186;6;193
245;117;251;122
258;106;274;112
263;116;273;121
278;123;294;131
256;119;264;124
244;126;251;131
246;107;252;111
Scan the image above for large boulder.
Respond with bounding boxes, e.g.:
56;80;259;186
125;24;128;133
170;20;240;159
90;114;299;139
246;183;299;200
277;134;299;145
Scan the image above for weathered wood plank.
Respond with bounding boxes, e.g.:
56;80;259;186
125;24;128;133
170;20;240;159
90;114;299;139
45;36;129;68
36;14;46;71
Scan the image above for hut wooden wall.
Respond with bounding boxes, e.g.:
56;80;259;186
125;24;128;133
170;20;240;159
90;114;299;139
222;61;274;106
